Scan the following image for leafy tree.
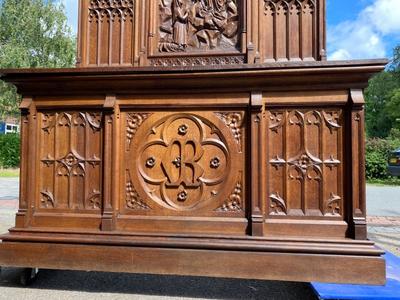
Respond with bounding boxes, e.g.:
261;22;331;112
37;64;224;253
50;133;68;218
385;88;400;130
390;45;400;73
365;45;400;138
365;71;399;138
0;0;76;118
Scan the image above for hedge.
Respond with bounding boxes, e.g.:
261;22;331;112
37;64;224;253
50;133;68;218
365;137;400;179
0;133;20;168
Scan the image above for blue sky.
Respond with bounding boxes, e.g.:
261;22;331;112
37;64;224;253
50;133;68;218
62;0;400;60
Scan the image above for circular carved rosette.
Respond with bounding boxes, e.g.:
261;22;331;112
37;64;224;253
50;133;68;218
129;112;242;212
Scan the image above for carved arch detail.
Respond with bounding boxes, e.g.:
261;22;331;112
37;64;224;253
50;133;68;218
267;109;343;217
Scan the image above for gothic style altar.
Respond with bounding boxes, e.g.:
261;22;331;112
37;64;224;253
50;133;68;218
0;0;387;285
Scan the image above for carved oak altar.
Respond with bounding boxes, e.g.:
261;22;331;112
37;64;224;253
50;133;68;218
0;0;388;286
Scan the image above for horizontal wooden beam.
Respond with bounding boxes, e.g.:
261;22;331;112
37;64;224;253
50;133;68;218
0;241;385;285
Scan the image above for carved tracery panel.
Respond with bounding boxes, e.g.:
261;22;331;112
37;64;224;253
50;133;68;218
266;109;343;217
86;0;135;66
39;112;103;211
158;0;240;53
260;0;317;62
123;111;245;216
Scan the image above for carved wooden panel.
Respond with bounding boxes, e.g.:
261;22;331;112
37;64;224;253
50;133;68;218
148;0;244;67
266;109;343;217
122;111;245;217
80;0;135;66
158;0;240;53
38;112;103;211
77;0;326;66
258;0;322;62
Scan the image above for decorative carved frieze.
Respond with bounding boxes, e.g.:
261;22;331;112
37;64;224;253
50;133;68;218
42;112;102;133
88;0;134;21
158;0;240;53
149;55;245;67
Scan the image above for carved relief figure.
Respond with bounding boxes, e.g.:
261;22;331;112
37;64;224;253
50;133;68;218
159;0;239;52
172;0;189;49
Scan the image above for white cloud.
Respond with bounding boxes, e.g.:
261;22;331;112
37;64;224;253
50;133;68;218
328;0;400;60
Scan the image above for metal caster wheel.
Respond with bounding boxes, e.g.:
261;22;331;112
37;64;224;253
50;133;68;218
19;268;39;286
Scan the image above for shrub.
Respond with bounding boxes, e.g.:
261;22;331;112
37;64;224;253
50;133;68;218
0;133;20;168
365;137;400;179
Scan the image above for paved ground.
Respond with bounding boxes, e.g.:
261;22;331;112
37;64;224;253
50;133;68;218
0;178;398;299
0;269;317;300
0;177;19;200
367;185;400;216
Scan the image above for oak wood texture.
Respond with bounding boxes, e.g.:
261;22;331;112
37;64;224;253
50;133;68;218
0;241;385;285
77;0;326;67
0;59;388;284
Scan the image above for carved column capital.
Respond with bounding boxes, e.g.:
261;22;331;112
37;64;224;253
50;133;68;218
350;89;365;108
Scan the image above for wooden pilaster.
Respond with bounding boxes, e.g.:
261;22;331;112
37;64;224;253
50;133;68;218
250;91;265;236
101;94;117;231
349;89;367;240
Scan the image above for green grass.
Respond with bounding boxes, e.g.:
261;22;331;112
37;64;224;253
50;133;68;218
367;177;400;186
0;168;20;177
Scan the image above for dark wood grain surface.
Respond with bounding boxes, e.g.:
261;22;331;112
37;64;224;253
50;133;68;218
0;0;388;286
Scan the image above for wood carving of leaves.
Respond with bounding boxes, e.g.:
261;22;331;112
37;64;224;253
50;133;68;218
270;192;287;215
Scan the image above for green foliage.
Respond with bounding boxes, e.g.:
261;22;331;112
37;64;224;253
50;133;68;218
0;0;76;118
385;88;400;129
365;137;400;180
365;45;400;138
365;72;398;137
0;133;20;168
389;128;400;140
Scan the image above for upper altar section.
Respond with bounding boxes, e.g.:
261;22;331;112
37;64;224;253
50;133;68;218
77;0;326;67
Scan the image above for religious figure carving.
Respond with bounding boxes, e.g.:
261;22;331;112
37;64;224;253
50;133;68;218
172;0;189;49
159;0;239;52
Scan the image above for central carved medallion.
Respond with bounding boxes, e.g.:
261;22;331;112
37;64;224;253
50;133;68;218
133;113;232;211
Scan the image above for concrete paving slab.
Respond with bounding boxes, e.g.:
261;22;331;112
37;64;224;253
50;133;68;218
367;185;400;216
0;177;19;200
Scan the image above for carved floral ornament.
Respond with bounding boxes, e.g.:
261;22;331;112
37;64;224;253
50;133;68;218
126;112;244;212
158;0;240;52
